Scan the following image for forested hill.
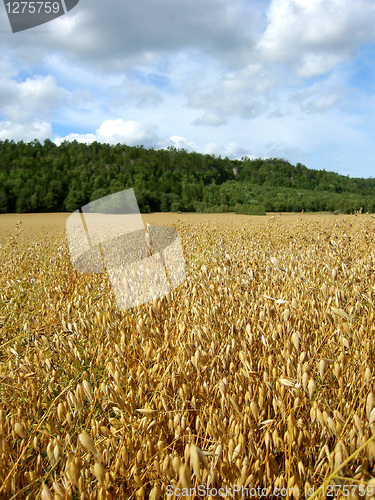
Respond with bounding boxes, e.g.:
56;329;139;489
1;139;375;214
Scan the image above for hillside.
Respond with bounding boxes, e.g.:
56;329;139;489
1;139;374;214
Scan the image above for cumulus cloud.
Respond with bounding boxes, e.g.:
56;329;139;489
52;122;251;160
4;0;256;71
95;119;160;146
0;55;18;81
0;74;66;122
188;63;275;125
301;93;341;113
54;133;96;145
263;143;306;164
126;86;164;109
203;142;253;159
0;69;67;144
289;81;342;114
167;135;199;151
257;0;375;77
185;0;375;127
0;121;52;142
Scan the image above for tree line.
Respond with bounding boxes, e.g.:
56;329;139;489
1;138;374;214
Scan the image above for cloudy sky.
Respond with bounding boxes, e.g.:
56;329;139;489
1;0;375;177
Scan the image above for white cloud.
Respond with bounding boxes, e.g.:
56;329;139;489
258;0;375;77
188;63;276;125
308;94;341;112
168;135;198;151
96;119;160;146
3;0;255;72
0;74;66;122
51;122;251;160
0;121;52;142
0;56;18;81
54;133;96;146
290;85;342;114
126;86;164;109
203;141;252;159
263;143;306;164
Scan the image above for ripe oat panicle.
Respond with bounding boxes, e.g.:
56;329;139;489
1;212;375;497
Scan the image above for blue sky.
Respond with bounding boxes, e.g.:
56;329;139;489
1;0;375;178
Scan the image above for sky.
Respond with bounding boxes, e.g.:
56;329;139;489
1;0;375;178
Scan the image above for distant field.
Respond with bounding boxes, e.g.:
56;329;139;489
0;211;355;238
1;212;375;498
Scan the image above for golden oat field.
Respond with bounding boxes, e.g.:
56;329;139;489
1;212;375;499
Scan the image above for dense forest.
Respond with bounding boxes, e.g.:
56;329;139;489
1;138;375;214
